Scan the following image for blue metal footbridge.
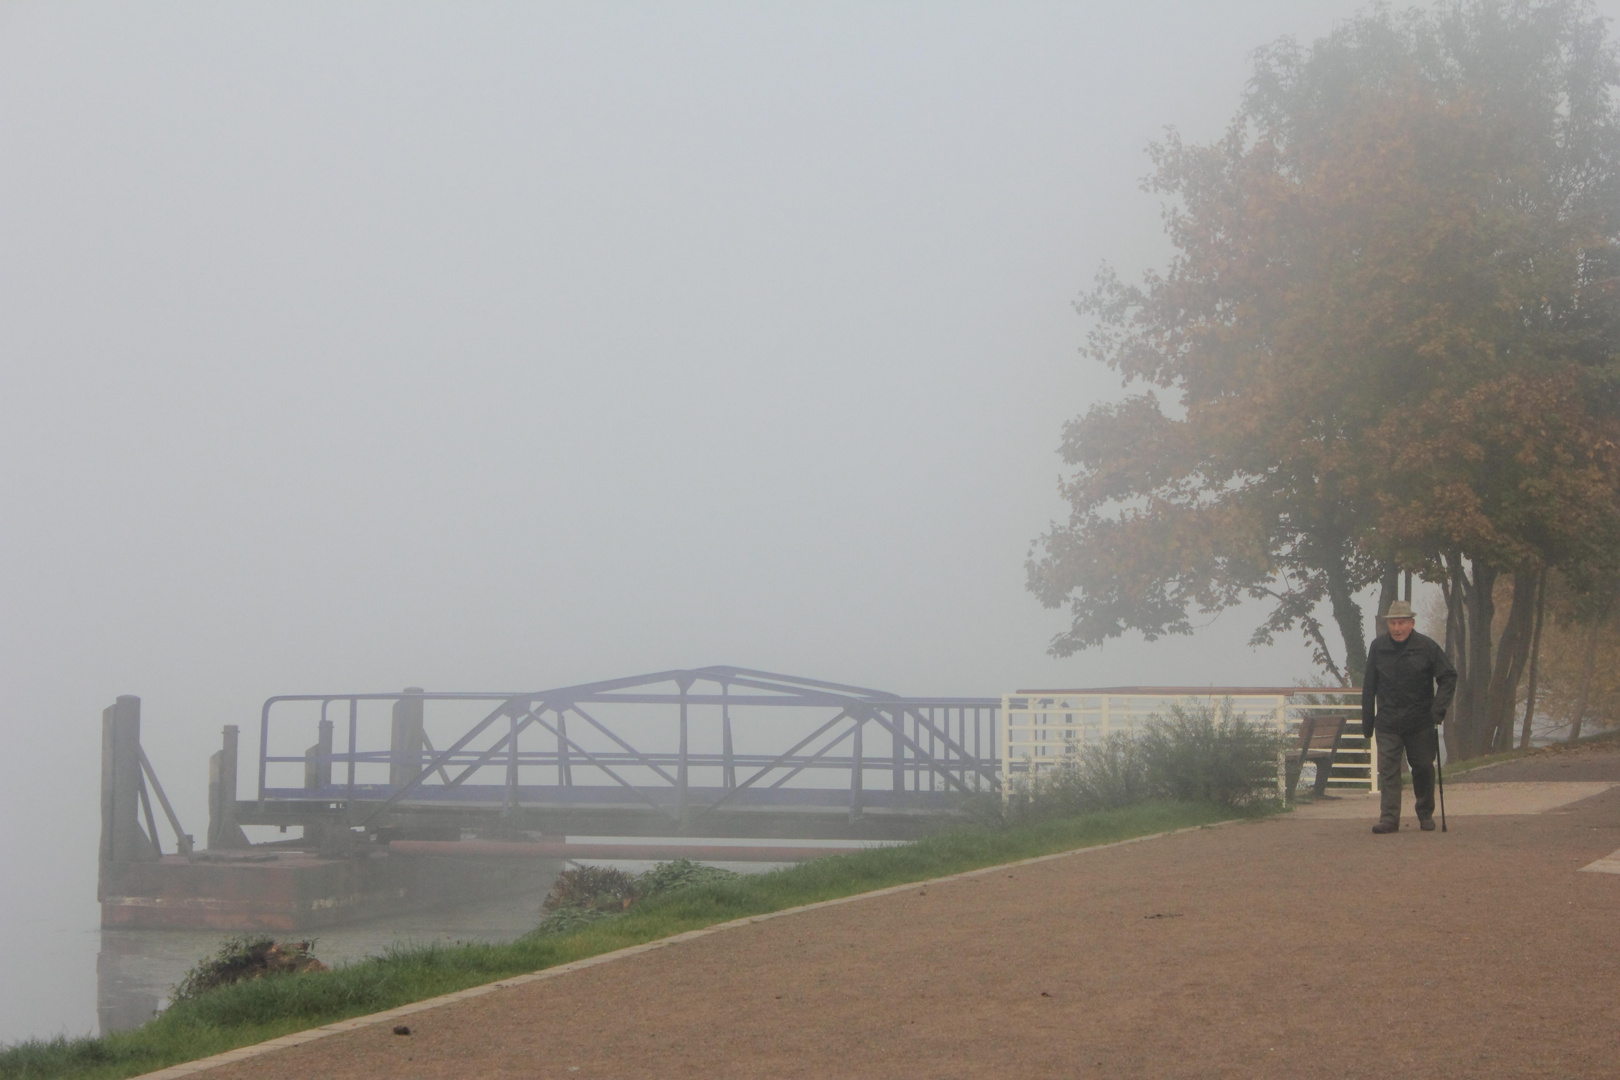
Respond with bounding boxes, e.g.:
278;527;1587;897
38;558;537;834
232;667;1002;840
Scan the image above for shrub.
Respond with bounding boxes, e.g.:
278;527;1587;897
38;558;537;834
536;858;742;929
170;936;326;1004
635;857;738;898
995;701;1282;821
541;865;640;913
998;757;1076;825
1073;731;1150;809
995;734;1145;825
528;905;622;938
1137;701;1284;806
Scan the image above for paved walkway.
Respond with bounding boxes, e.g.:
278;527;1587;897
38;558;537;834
163;742;1620;1079
1296;781;1614;818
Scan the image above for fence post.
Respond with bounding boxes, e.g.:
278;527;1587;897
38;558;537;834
999;697;1010;802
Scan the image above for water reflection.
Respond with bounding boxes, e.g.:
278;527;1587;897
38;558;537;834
88;850;806;1039
95;886;555;1034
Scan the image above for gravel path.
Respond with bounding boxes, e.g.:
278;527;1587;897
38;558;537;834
180;761;1620;1079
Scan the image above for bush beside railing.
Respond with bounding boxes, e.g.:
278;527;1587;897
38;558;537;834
994;701;1285;825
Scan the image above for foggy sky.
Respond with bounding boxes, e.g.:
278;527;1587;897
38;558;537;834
6;0;1614;1040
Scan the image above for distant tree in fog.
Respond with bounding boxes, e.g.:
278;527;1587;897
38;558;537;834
1029;0;1620;757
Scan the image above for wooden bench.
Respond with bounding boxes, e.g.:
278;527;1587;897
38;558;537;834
1284;715;1347;799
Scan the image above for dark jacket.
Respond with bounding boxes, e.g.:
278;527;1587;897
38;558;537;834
1361;630;1457;738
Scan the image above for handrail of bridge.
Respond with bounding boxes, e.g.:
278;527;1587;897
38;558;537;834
255;666;1003;824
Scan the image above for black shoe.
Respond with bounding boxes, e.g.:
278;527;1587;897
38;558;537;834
1371;822;1398;834
1419;818;1436;831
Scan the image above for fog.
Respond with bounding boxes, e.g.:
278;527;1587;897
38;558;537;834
4;0;1610;1042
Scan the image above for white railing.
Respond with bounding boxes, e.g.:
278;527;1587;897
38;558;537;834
1000;687;1375;797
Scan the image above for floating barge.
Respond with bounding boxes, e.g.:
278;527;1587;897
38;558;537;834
98;672;998;929
97;696;563;930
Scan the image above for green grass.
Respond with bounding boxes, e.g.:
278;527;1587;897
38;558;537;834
1442;727;1620;778
0;801;1260;1080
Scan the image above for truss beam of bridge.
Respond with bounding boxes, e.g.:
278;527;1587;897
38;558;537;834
232;666;1001;840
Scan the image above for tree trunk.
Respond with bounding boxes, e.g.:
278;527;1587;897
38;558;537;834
1442;553;1471;763
1518;566;1548;750
1486;570;1538;754
1568;585;1618;742
1327;566;1366;687
1569;617;1601;742
1374;560;1400;642
1455;560;1499;760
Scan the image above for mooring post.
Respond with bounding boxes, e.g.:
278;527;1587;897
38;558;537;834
100;696;157;879
305;717;333;789
208;725;250;850
390;687;425;788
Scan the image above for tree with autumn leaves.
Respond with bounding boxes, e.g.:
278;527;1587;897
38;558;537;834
1029;0;1620;759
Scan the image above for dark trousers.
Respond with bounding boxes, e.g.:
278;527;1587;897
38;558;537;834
1376;727;1438;825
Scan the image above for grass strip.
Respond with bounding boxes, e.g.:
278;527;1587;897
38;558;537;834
1439;728;1620;779
1;801;1258;1080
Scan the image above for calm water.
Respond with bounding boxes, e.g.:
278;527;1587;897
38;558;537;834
93;887;560;1034
2;845;832;1045
3;884;561;1045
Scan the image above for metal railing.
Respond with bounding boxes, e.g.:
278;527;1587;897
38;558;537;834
253;667;1002;824
1001;687;1374;794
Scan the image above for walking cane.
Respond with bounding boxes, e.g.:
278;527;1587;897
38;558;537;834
1435;748;1447;833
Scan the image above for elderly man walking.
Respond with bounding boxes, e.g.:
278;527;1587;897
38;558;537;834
1362;600;1458;834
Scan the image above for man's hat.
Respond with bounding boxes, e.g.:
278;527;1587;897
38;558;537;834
1385;600;1416;621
